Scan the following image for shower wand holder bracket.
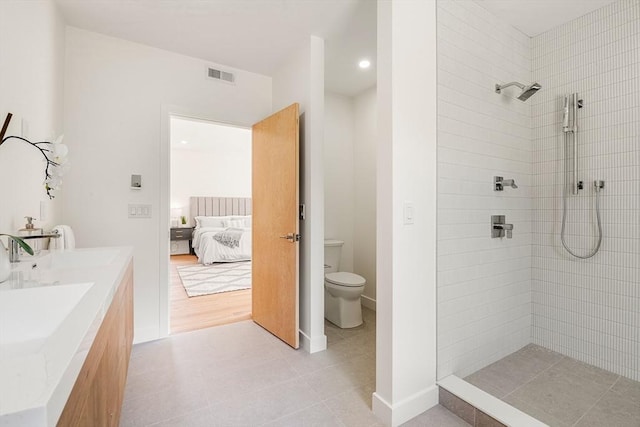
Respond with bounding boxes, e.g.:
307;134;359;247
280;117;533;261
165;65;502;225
577;181;584;190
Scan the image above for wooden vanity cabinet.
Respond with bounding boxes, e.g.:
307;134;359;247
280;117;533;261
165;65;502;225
57;262;134;427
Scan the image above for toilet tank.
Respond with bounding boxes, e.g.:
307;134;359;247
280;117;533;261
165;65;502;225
324;239;344;273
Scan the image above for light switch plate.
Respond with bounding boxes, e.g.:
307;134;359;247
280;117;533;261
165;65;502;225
403;202;415;225
128;204;151;218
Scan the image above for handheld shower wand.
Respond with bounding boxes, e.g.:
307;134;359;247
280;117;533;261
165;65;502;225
572;93;579;195
560;93;604;259
563;96;570;133
562;94;581;195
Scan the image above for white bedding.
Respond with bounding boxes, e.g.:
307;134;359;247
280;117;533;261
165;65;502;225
192;226;252;265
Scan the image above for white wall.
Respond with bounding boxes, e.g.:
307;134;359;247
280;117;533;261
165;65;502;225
374;1;438;425
531;0;640;381
170;121;251;222
324;88;376;308
0;0;64;234
63;27;272;342
436;0;533;379
353;87;377;307
272;35;326;353
324;93;355;273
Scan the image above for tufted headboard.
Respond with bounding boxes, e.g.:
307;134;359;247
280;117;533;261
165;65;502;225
189;197;252;219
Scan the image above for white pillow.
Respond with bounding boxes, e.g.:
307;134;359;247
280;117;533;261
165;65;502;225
224;219;245;228
195;216;232;228
231;215;252;228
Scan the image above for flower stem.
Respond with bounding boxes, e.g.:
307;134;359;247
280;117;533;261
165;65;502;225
1;135;60;199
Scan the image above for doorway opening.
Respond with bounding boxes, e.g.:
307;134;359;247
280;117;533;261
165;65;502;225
169;115;252;334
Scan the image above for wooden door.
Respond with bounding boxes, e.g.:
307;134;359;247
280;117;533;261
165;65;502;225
252;103;300;349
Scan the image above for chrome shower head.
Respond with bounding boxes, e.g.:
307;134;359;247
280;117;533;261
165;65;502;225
517;82;541;101
495;81;542;102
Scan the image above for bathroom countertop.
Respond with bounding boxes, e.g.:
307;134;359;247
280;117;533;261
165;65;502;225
0;246;133;426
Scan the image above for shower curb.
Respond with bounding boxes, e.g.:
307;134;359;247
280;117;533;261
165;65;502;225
437;375;548;427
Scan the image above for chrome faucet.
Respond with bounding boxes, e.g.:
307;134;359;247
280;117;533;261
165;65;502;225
494;176;518;191
8;231;61;263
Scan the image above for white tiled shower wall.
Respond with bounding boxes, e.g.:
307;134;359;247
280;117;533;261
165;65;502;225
437;0;640;381
436;0;533;378
531;0;640;381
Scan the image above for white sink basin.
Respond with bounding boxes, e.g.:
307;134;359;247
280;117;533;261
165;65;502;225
0;282;93;347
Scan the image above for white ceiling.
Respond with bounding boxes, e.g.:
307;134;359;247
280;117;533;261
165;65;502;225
324;0;377;96
55;0;617;98
55;0;363;77
476;0;618;36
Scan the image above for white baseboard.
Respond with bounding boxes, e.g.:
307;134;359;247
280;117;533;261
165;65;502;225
372;385;439;426
299;330;327;354
361;295;376;311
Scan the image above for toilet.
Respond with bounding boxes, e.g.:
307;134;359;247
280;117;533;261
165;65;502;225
324;239;366;328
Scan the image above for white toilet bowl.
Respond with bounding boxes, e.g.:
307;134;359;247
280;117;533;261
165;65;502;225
324;271;366;328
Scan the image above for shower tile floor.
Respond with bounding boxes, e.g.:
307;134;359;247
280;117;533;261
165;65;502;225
464;344;640;427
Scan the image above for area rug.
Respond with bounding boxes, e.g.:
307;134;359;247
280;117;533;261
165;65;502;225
176;261;251;297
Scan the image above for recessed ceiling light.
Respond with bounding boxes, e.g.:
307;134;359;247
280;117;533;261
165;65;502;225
180;140;189;144
358;59;371;69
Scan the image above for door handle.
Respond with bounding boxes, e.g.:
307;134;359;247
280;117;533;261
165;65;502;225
279;233;300;242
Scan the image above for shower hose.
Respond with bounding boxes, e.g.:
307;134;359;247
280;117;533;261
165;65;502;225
560;133;603;259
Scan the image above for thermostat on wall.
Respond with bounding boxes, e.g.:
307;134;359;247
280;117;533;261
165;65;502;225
131;174;142;190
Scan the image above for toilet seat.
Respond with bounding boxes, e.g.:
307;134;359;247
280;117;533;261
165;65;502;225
325;272;365;287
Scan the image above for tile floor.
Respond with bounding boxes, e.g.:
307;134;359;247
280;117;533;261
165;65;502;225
122;309;379;426
464;344;640;427
122;307;469;426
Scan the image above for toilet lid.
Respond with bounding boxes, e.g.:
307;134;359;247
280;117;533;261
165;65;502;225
325;272;366;287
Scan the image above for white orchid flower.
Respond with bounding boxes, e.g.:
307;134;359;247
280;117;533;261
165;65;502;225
54;143;68;159
2;127;69;199
45;175;62;189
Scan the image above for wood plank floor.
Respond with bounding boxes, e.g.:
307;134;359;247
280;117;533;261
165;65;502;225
170;255;252;334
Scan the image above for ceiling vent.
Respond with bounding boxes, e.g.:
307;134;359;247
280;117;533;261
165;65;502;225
207;67;235;84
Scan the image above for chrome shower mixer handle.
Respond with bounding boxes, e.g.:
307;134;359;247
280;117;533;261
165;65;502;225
494;176;518;191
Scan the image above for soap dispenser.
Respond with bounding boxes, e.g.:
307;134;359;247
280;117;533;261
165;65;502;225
19;216;43;254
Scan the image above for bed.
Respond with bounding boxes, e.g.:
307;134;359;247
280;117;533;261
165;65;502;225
189;197;252;265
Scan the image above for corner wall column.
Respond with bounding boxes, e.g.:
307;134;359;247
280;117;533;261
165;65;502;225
374;0;439;425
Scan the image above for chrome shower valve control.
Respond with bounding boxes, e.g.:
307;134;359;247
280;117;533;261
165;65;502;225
494;176;518;191
491;215;514;239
